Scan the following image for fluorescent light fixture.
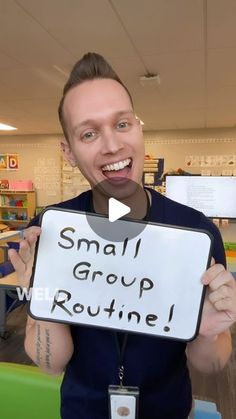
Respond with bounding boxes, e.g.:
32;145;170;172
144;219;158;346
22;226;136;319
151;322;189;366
0;123;17;131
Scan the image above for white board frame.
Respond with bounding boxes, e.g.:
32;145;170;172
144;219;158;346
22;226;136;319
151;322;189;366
29;207;213;341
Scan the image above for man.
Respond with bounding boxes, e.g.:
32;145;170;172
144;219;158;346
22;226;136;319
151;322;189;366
9;53;236;419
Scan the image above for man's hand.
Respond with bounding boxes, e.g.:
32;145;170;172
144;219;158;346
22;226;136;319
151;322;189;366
8;226;41;288
199;259;236;338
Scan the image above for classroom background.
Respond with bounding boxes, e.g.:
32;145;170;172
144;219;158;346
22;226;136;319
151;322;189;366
0;1;236;418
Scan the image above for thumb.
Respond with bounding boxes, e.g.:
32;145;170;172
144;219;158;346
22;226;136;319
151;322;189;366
210;257;215;267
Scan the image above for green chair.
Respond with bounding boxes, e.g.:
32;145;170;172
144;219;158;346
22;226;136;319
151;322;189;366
0;362;222;419
0;362;62;419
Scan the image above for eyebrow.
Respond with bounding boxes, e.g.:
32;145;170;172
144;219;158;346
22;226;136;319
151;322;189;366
73;110;135;134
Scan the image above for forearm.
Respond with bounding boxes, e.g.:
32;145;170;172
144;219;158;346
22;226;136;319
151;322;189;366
25;316;74;375
187;329;232;373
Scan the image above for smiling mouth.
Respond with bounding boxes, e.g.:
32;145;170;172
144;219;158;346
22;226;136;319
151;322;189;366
102;158;132;172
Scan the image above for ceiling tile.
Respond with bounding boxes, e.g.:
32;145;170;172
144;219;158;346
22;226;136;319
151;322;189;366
207;48;236;86
0;1;74;66
0;0;236;134
0;67;64;100
112;0;203;54
207;106;236;128
207;0;236;48
208;85;236;107
16;0;137;60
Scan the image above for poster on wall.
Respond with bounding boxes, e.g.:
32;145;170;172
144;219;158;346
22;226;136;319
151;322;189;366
0;155;8;169
0;154;19;170
142;157;164;188
185;154;236;168
61;157;90;201
34;158;61;198
8;154;19;170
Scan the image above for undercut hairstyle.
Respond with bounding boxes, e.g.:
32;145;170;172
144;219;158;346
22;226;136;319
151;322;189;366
58;52;133;141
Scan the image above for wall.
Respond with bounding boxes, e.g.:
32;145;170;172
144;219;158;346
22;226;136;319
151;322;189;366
143;127;236;244
0;128;236;243
0;135;61;206
144;127;236;175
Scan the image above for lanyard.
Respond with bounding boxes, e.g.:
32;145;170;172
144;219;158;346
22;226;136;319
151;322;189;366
114;332;128;387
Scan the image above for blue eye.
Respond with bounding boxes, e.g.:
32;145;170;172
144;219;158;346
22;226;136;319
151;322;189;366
117;121;129;129
81;131;97;141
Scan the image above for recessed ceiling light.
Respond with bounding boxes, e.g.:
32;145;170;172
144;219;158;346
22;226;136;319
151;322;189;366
0;123;17;131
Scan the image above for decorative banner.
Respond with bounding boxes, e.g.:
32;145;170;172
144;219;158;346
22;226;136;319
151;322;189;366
0;154;19;170
8;154;19;169
0;155;8;169
185;154;236;168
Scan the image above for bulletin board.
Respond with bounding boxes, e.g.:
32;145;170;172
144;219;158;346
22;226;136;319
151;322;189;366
29;208;212;341
61;157;90;201
0;137;62;206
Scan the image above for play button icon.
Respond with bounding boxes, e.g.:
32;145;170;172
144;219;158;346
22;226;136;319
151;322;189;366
108;198;131;222
86;179;149;241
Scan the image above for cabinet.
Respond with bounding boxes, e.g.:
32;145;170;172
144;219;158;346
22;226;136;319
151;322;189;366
0;190;36;226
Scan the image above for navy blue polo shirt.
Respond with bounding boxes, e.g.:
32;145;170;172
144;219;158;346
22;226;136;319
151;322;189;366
29;189;226;419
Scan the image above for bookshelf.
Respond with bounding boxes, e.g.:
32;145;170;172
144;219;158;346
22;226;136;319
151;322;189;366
0;190;36;226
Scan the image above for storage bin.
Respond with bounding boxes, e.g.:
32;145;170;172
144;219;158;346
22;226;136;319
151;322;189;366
8;180;33;191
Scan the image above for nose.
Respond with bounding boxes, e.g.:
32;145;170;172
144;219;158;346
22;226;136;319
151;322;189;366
100;127;124;155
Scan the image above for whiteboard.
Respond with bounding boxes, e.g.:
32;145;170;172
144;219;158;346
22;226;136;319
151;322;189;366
29;208;213;341
166;175;236;219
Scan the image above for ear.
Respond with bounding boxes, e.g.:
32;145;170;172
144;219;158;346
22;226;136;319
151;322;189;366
61;139;77;167
136;116;144;133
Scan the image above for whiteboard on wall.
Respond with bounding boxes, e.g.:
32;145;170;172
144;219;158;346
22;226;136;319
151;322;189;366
166;175;236;218
29;208;213;341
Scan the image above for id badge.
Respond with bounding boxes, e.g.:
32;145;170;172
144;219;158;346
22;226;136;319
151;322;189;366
108;385;139;419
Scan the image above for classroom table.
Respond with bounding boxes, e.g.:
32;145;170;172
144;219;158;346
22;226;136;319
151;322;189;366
0;271;21;339
0;223;9;232
0;230;21;263
0;230;22;241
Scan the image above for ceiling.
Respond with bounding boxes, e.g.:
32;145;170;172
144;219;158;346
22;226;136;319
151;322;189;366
1;0;236;135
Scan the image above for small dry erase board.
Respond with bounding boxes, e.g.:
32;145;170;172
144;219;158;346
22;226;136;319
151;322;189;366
29;207;213;341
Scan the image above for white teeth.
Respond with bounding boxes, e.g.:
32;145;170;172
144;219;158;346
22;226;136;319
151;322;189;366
102;158;131;172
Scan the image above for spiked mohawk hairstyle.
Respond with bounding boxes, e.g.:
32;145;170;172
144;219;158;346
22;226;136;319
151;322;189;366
58;52;133;140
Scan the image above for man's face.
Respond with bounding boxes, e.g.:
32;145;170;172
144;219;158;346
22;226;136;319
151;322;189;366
62;78;145;199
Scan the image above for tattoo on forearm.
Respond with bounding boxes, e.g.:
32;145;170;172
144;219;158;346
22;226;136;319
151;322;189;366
36;324;42;366
45;328;52;369
36;326;52;369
